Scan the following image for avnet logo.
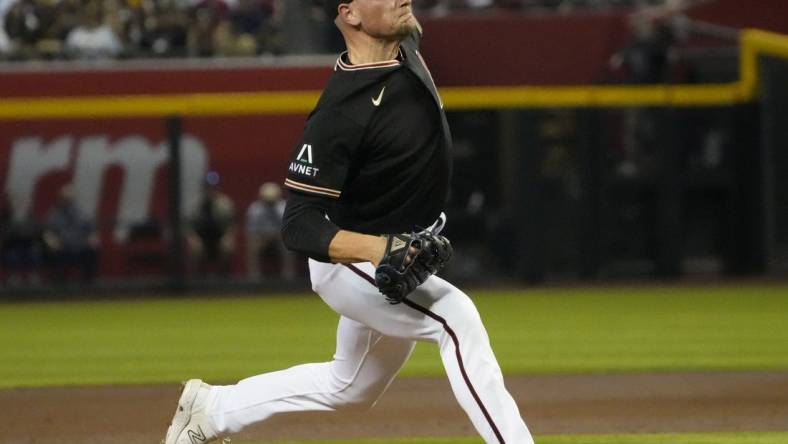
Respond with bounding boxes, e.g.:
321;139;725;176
4;134;208;234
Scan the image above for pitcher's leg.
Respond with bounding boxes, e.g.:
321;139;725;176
405;278;533;444
208;316;415;433
329;262;533;444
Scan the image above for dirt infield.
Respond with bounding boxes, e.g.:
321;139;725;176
3;372;788;444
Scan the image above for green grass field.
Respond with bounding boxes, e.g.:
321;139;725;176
1;284;787;388
1;284;787;444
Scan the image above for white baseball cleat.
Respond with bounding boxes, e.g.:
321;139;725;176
164;379;221;444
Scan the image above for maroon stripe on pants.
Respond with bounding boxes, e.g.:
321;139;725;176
345;263;376;286
342;264;506;444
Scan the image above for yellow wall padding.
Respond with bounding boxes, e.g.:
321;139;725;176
1;29;787;120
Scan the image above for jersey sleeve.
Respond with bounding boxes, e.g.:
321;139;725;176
281;190;340;262
284;111;362;199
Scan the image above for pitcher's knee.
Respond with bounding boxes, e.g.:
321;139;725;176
329;389;379;411
445;300;484;334
324;372;383;411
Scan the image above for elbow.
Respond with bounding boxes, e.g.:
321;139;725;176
280;220;327;262
280;200;337;262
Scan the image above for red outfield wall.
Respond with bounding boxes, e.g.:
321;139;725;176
1;0;784;277
0;64;331;276
0;117;306;277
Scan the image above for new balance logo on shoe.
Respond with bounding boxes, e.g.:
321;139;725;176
188;426;207;444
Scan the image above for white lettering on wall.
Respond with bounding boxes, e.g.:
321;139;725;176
5;136;73;218
73;135;168;226
3;134;208;237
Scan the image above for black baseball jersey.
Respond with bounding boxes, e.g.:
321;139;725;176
284;31;452;235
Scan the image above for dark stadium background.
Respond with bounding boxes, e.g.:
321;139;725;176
1;0;787;294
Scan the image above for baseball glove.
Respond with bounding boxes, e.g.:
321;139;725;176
374;231;453;304
415;230;453;275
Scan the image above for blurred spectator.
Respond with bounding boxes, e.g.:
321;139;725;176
421;0;686;14
225;0;282;55
3;0;60;59
607;6;689;178
44;0;88;58
0;0;16;56
293;0;341;54
416;0;492;16
245;182;295;280
186;172;237;275
133;0;189;58
1;193;43;286
187;0;229;57
43;184;100;283
609;13;674;84
64;0;122;59
0;0;687;61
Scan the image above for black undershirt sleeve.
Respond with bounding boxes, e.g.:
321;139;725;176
280;190;341;263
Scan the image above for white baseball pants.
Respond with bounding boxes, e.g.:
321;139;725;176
206;259;534;444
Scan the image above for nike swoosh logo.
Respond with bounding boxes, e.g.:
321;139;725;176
372;86;386;107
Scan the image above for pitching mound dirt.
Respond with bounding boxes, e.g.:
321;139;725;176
3;372;788;444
